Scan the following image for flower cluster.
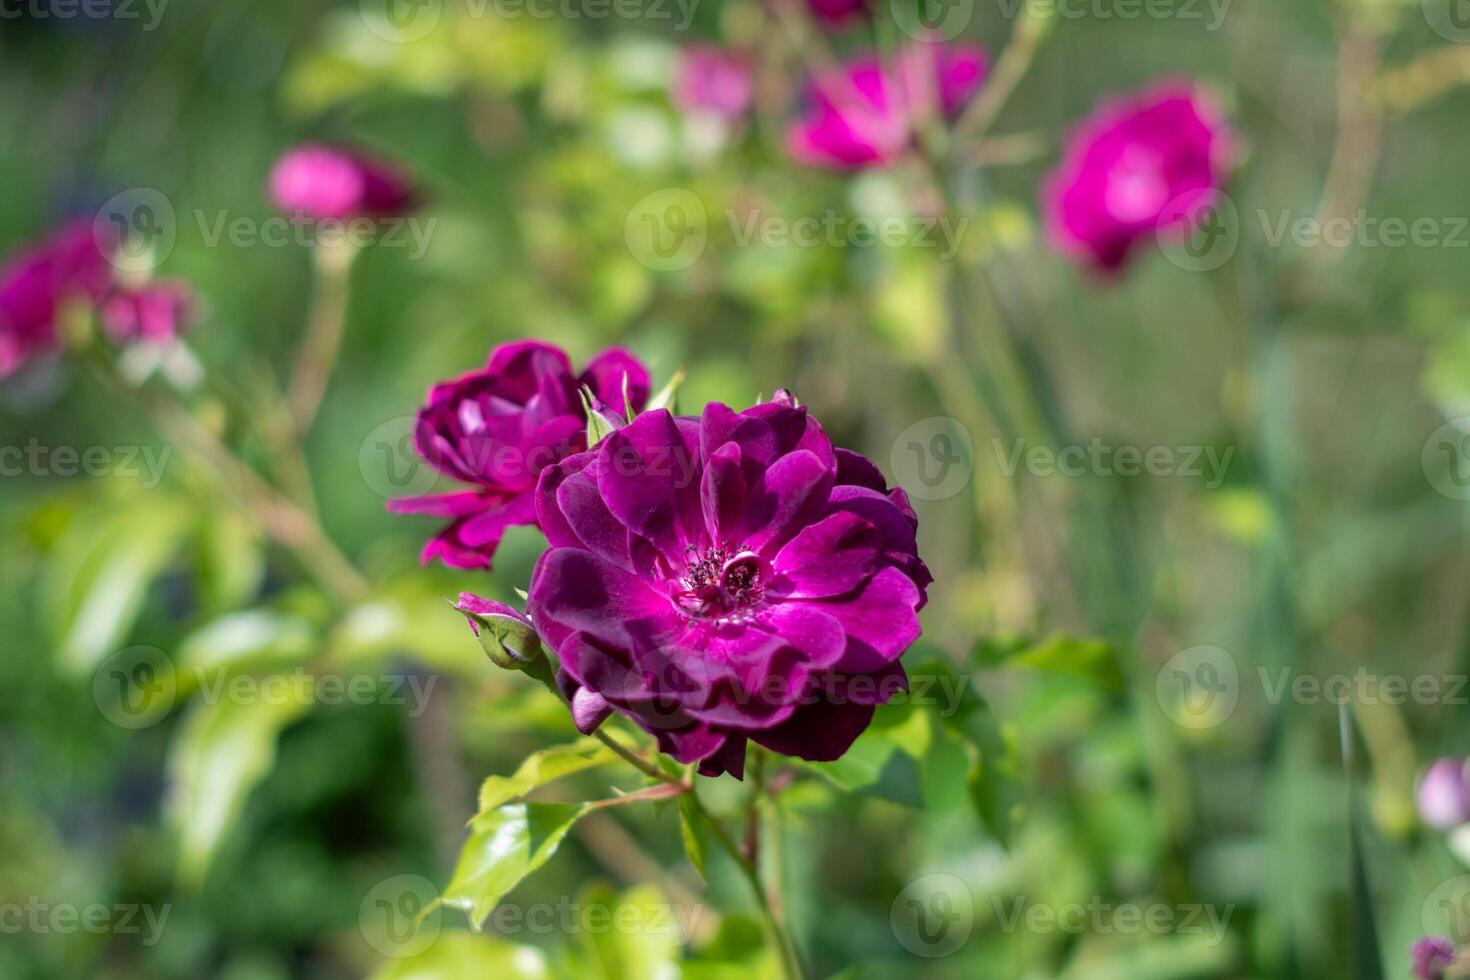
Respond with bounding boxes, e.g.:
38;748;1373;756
0;220;193;377
444;385;932;778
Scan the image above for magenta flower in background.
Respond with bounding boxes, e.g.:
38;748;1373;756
526;393;932;779
1413;937;1457;980
806;0;868;27
99;281;194;347
389;341;650;570
1419;758;1470;829
787;42;988;170
673;46;754;121
1042;81;1234;273
268;144;417;220
0;221;114;377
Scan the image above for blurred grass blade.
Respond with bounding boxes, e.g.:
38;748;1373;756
1342;702;1384;980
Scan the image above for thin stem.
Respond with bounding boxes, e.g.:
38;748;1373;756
593;729;688;789
951;3;1053;144
288;241;357;435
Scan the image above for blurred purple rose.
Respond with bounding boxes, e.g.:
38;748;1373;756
526;393;932;779
787;42;988;170
99;281;194;347
806;0;868;26
389;341;650;570
1042;81;1234;273
0;220;114;377
673;46;753;121
1419;758;1470;829
268;144;417;220
1413;936;1457;980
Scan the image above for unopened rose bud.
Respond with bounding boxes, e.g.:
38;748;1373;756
1419;759;1470;829
454;593;543;671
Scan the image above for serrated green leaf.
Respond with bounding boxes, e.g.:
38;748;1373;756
478;740;617;812
801;730;923;807
166;693;310;886
438;802;592;929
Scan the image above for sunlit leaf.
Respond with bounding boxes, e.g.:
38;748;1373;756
478;740;618;812
368;931;549;980
437;802;593;929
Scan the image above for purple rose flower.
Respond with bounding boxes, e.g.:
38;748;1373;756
1413;936;1457;980
268;144;417;220
525;393;932;779
806;0;868;26
787;42;988;170
389;341;651;570
673;46;753;121
1419;758;1470;829
99;281;194;347
0;221;115;377
1042;80;1235;273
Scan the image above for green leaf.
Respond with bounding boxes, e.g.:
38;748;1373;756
678;792;708;881
477;740;618;812
166;692;310;886
325;582;486;677
580;387;620;447
195;508;265;610
974;634;1123;693
437;802;593;929
45;498;193;674
368;931;549;980
964;708;1025;847
800;729;923;807
174;610;316;695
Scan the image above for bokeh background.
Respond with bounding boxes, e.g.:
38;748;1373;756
6;0;1470;976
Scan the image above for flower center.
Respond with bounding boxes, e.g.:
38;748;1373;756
674;545;766;621
1103;147;1169;223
